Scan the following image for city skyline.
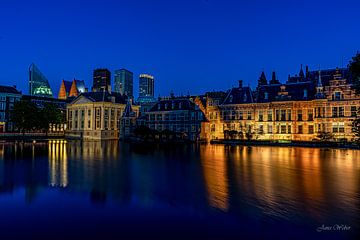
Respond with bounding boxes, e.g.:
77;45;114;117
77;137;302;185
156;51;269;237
0;0;359;97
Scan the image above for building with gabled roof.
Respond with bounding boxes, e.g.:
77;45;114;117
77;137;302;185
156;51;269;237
65;92;139;140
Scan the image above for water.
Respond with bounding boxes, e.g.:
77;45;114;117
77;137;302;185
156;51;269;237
0;141;359;239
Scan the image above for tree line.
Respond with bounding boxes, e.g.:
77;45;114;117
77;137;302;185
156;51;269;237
11;100;65;134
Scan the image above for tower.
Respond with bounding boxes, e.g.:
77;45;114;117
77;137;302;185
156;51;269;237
114;69;133;97
92;69;111;93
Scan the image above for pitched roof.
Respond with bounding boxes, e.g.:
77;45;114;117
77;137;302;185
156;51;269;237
73;92;127;104
222;86;253;105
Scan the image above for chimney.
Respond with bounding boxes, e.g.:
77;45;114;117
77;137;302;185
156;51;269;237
238;80;243;88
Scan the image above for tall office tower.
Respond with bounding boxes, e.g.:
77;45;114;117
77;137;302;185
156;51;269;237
114;69;133;97
139;74;154;98
29;63;53;98
92;68;111;92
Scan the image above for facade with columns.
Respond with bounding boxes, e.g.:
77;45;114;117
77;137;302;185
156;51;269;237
201;67;360;142
66;92;139;140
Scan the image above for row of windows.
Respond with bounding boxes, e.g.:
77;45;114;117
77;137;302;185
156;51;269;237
148;124;199;133
148;112;202;121
217;106;358;122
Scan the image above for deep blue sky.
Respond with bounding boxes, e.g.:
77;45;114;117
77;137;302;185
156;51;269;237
0;0;359;97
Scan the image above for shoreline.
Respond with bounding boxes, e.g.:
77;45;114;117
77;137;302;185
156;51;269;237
210;139;360;150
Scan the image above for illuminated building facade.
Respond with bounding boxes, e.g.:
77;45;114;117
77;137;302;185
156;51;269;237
66;92;139;140
58;79;86;99
29;63;53;98
92;69;111;93
201;67;360;142
114;69;133;98
144;98;205;141
0;86;22;132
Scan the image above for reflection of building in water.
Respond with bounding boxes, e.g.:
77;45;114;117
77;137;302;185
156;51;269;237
48;140;68;187
200;145;229;211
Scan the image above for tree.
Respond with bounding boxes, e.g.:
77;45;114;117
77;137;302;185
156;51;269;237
315;131;334;142
349;52;360;144
352;116;360;143
39;103;64;133
11;100;39;133
349;52;360;94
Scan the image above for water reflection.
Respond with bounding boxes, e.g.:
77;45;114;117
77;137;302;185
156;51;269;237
0;142;359;233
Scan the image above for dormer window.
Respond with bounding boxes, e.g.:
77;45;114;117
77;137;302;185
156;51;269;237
179;102;182;109
229;95;233;103
172;101;175;109
243;94;247;102
165;103;168;110
264;92;268;100
158;104;161;110
280;85;286;92
333;91;341;101
303;89;308;98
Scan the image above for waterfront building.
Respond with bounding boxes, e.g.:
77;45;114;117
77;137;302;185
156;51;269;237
29;63;53;98
119;100;137;139
58;79;86;99
0;86;22;132
66;92;139;140
144;98;205;141
114;69;133;98
92;69;111;93
203;67;360;142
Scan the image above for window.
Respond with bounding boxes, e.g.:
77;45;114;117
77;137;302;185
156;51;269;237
239;111;243;120
332;107;338;117
258;110;263;122
288;125;291;133
287;110;291;121
308;109;313;121
268;124;273;134
333;122;345;133
303;89;308;98
308;125;314;134
88;120;91;128
351;106;357;117
259;125;264;134
297;110;303;121
267;110;272;121
281;125;287;134
247;110;252;120
211;124;215;132
339;107;344;117
281;110;286;121
334;92;341;101
298;125;303;134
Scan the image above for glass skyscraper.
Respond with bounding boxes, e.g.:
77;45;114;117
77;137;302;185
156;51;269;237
114;69;133;98
92;69;111;93
139;74;154;98
28;63;53;97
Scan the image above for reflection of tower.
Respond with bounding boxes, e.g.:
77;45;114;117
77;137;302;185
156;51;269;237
48;140;68;187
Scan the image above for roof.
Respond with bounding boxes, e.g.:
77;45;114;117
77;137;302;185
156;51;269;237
73;91;127;104
256;81;316;102
0;85;21;94
222;86;254;105
149;98;198;112
123;100;134;117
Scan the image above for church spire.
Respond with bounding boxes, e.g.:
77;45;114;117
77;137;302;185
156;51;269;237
258;71;267;86
315;70;325;99
299;64;305;79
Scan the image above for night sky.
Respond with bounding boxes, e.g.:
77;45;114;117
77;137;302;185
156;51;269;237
0;0;359;98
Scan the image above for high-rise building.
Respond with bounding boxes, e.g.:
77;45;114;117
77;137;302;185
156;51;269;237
92;69;111;93
29;63;53;98
114;69;133;97
139;74;154;98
